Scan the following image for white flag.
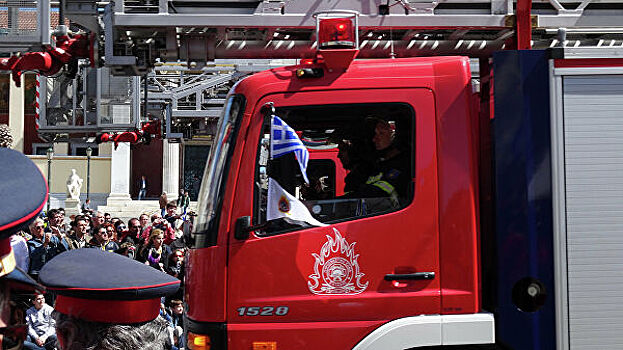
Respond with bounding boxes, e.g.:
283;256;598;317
267;178;327;227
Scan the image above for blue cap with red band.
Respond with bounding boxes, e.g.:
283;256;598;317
0;148;48;239
0;148;47;287
40;249;181;324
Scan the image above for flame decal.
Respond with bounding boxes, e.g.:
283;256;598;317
308;228;369;295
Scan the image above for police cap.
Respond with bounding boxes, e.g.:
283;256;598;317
39;249;181;324
0;148;47;287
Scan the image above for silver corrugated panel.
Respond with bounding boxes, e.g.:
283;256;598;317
564;74;623;349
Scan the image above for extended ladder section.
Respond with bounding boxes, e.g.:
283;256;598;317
79;0;623;74
3;0;623;69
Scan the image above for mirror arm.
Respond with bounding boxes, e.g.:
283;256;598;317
234;216;269;240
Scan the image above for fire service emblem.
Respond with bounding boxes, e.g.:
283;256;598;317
308;228;369;295
278;195;290;213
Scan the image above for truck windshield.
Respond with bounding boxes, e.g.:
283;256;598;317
192;94;245;247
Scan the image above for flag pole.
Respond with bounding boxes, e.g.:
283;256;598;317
262;102;276;161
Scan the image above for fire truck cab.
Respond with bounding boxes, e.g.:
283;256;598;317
185;43;490;348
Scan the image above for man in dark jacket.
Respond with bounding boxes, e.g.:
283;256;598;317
138;175;147;200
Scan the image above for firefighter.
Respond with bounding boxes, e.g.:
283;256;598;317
0;148;48;349
39;248;180;350
363;118;411;208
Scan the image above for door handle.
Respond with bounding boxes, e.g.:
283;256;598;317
384;272;435;281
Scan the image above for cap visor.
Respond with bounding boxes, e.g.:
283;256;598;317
4;266;44;292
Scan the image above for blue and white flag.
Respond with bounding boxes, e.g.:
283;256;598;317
270;115;309;183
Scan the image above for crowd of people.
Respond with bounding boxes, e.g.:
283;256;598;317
10;201;190;350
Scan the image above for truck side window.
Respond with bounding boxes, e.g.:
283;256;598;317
253;102;414;234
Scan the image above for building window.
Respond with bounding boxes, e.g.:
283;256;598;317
32;143;52;156
72;144;99;156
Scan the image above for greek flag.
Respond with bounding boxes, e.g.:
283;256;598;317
270;115;309;183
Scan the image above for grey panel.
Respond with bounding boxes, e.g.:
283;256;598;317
564;74;623;350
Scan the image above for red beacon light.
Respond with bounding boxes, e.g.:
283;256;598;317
318;18;356;49
313;11;360;70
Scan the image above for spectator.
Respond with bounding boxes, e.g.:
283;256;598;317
81;198;94;215
46;208;67;239
141;213;175;246
112;220;126;242
139;213;150;232
170;325;184;350
164;202;181;229
177;190;190;214
105;222;118;243
166;248;185;301
87;225;119;252
46;209;70;252
116;241;137;259
167;299;185;350
166;249;185;281
27;218;67;279
23;292;57;350
119;218;142;246
93;211;105;232
168;299;184;330
139;229;171;272
159;192;168;217
104;213;112;224
138;175;148;200
176;189;184;207
66;215;91;249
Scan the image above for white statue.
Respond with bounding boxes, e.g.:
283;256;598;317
66;169;84;200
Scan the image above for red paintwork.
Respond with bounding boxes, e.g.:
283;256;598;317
228;320;385;349
554;58;623;68
318;49;360;70
185;246;228;322
0;34;91;86
55;296;161;324
308;148;347;197
514;0;533;50
185;108;252;323
186;56;480;347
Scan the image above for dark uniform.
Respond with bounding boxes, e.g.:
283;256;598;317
368;148;411;201
356;147;411;212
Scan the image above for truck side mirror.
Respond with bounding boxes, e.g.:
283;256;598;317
234;216;252;240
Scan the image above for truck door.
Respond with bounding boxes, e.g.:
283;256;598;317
226;88;440;349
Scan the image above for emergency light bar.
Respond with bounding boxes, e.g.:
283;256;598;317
314;10;359;50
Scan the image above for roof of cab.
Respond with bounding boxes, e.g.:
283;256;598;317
233;56;471;102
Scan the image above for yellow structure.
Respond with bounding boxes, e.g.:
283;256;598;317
29;154;111;195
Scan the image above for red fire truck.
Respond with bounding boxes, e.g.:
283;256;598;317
3;2;623;349
182;13;623;350
186;54;485;349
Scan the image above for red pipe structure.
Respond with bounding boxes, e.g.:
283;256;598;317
0;33;92;86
